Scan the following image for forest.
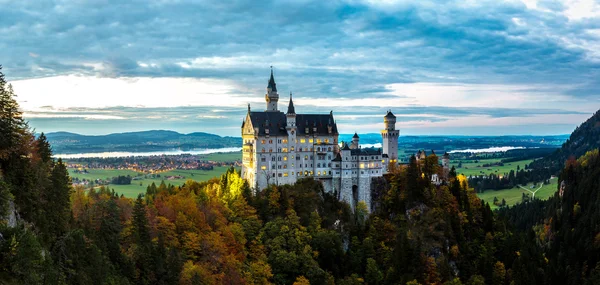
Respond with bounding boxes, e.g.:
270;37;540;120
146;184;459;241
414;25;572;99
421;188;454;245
2;67;600;285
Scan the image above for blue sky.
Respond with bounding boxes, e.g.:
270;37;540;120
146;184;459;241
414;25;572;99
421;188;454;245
2;0;600;136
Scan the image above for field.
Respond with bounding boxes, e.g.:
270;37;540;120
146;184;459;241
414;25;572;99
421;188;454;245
451;158;534;177
69;166;237;198
477;178;558;209
202;151;242;162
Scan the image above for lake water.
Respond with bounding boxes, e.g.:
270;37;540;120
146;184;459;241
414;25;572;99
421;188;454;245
54;147;242;159
449;146;530;153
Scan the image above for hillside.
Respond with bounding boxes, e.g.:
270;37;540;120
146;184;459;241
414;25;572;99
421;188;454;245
530;109;600;173
45;130;242;154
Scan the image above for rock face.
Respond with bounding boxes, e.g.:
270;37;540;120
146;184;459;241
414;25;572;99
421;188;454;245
6;199;19;228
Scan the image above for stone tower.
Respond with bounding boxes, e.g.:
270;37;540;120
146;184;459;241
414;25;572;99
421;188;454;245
442;152;450;179
265;67;279;111
381;110;399;162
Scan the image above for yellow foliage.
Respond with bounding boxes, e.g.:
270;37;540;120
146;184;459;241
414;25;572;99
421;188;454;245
293;276;311;285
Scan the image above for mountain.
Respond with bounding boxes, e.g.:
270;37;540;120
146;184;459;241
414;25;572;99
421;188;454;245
530;110;600;173
45;130;242;154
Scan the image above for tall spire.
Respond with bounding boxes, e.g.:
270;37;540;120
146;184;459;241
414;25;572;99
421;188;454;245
267;66;277;92
287;92;295;114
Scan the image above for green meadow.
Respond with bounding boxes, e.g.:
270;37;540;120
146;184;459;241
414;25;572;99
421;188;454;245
451;158;534;177
477;178;558;209
69;166;238;198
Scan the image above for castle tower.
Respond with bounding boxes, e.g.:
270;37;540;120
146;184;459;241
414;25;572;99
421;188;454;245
265;67;279;112
442;152;450;179
381;110;399;162
351;132;360;149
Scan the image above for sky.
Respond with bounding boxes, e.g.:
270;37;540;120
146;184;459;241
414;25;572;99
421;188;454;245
2;0;600;137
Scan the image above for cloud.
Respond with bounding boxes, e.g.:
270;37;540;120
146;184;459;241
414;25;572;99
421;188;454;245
1;0;599;135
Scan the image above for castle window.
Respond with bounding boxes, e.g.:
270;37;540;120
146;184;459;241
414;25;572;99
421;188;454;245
301;139;306;143
316;139;321;144
291;146;294;151
328;163;332;167
269;149;272;153
278;173;282;177
304;155;308;160
278;156;282;161
283;148;288;153
269;140;273;144
272;157;276;161
329;171;332;175
305;171;308;175
283;139;288;144
261;166;267;170
328;147;332;151
317;171;321;175
261;139;266;144
325;139;329;143
310;155;313;160
283;165;287;169
261;157;266;162
272;173;275;177
284;172;288;177
291;163;294;167
309;139;314;143
296;155;300;160
278;165;281;169
262;148;265;153
317;163;321;167
317;147;321;152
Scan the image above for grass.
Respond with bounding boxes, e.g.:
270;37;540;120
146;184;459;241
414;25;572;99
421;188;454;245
477;178;558;209
68;166;237;198
452;158;534;177
202;151;242;162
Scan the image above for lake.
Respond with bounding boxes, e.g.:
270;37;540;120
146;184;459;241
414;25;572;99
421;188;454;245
54;147;242;159
449;146;531;153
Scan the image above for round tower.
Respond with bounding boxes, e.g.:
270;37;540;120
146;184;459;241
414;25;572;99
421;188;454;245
351;132;360;149
381;110;399;162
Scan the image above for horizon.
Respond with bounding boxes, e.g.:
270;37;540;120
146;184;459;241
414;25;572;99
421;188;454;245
3;1;600;136
39;128;572;138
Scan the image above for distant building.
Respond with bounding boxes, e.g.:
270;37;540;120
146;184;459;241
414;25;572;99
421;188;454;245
241;69;399;210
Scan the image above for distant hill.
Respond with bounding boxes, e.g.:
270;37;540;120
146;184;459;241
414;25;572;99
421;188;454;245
530;110;600;172
45;130;570;155
45;130;242;154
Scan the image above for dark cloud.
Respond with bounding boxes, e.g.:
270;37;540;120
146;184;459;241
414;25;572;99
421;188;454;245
2;0;599;135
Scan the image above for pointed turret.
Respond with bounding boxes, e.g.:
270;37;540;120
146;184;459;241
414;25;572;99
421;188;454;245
267;68;277;92
287;92;295;114
265;67;279;112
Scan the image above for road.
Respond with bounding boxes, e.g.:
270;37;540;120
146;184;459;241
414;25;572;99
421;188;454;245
518;184;543;199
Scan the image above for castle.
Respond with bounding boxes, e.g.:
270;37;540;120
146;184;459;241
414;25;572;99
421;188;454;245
241;69;399;209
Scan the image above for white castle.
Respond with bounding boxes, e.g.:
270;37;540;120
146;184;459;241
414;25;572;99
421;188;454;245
241;69;399;209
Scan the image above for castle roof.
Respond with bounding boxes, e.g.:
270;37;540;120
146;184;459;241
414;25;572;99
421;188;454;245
287;92;295;114
350;148;382;156
244;111;338;136
353;132;359;139
267;68;277;92
332;153;342;162
385;110;396;119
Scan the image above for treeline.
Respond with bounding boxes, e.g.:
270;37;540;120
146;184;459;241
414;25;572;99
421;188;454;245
469;167;553;192
111;175;132;185
500;148;556;163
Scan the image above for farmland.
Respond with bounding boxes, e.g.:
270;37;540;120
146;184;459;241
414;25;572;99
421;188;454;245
68;166;237;198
